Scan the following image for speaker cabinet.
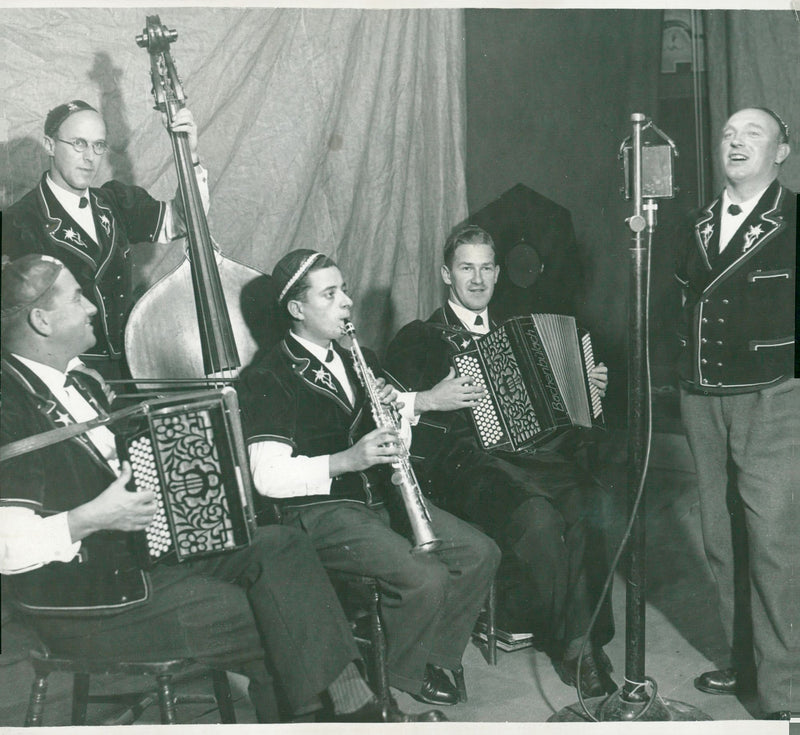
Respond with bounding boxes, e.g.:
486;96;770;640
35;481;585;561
468;184;580;320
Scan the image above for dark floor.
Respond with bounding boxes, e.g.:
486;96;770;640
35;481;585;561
0;419;785;732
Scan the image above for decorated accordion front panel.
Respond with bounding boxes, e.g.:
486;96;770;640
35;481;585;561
114;388;255;565
452;314;604;453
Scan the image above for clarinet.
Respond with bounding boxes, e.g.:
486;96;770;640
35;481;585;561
344;321;441;553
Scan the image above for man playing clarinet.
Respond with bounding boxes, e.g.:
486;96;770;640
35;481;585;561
238;249;499;712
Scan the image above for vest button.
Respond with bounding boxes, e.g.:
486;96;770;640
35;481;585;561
701;338;708;344
717;318;725;323
701;359;708;365
722;298;730;305
702;317;708;324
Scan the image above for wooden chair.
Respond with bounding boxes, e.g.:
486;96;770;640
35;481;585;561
24;647;235;726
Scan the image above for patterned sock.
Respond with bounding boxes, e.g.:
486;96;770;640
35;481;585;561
328;662;376;714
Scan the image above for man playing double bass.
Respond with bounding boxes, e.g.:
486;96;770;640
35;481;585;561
2;99;209;377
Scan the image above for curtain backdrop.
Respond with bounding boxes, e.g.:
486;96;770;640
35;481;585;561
705;9;800;193
1;7;467;352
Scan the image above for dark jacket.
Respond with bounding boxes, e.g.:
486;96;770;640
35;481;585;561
2;175;166;358
239;334;392;514
675;180;797;394
0;354;150;615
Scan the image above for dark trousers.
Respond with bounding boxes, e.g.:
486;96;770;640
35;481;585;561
283;501;500;694
27;525;359;721
681;380;800;713
433;443;612;656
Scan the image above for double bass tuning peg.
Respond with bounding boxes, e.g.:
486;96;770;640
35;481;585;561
136;15;178;51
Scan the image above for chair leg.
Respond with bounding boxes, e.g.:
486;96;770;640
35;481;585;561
155;674;177;724
486;580;497;666
367;585;392;720
25;673;49;726
71;673;90;726
451;665;467;703
211;670;236;724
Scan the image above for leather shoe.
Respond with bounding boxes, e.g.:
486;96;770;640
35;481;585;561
694;668;739;695
411;665;459;706
332;698;448;722
762;711;795;721
553;652;608;698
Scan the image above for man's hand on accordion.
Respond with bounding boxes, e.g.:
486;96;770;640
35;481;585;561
67;462;157;542
588;362;609;398
416;367;487;413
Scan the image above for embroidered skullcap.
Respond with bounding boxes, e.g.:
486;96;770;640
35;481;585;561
752;107;790;143
273;249;326;304
44;100;98;138
1;254;65;319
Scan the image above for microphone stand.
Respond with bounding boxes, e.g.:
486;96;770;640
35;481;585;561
550;113;709;723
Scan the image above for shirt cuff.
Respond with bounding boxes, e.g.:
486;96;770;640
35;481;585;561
398;390;420;426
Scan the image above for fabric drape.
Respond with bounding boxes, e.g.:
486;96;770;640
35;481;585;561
705;10;800;193
0;8;467;352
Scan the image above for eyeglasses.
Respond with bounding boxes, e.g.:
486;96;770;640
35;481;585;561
55;137;109;155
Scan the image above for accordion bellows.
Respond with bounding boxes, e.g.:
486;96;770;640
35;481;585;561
452;314;604;453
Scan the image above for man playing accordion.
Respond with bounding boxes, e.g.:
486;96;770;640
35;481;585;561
0;254;443;723
386;224;616;697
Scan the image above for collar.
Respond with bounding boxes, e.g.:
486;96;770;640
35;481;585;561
289;331;335;363
722;184;770;221
45;173;89;210
11;354;84;394
447;299;489;331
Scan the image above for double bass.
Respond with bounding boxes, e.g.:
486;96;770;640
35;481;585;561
124;15;263;381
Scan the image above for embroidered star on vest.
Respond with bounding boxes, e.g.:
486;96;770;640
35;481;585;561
700;222;714;249
742;224;764;252
312;365;335;390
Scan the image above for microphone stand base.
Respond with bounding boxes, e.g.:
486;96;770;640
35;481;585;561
548;693;712;722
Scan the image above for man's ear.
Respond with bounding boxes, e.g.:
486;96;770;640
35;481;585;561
28;307;52;336
441;264;452;286
287;299;304;321
43;136;56;157
776;142;791;165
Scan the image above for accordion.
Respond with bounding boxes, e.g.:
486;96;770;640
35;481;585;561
452;314;604;452
114;387;256;566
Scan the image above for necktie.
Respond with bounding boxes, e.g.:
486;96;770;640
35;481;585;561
727;203;742;215
325;349;334;363
79;196;89;209
64;371;90;398
474;315;484;327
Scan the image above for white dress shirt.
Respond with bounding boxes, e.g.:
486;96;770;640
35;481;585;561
248;332;417;499
448;299;490;335
45;164;209;245
718;185;768;254
0;355;118;574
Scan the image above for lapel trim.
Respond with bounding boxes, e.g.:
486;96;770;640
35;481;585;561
440;304;478;352
38;178;100;269
283;337;359;417
2;356;116;475
693;197;719;271
702;184;788;296
89;190;118;282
